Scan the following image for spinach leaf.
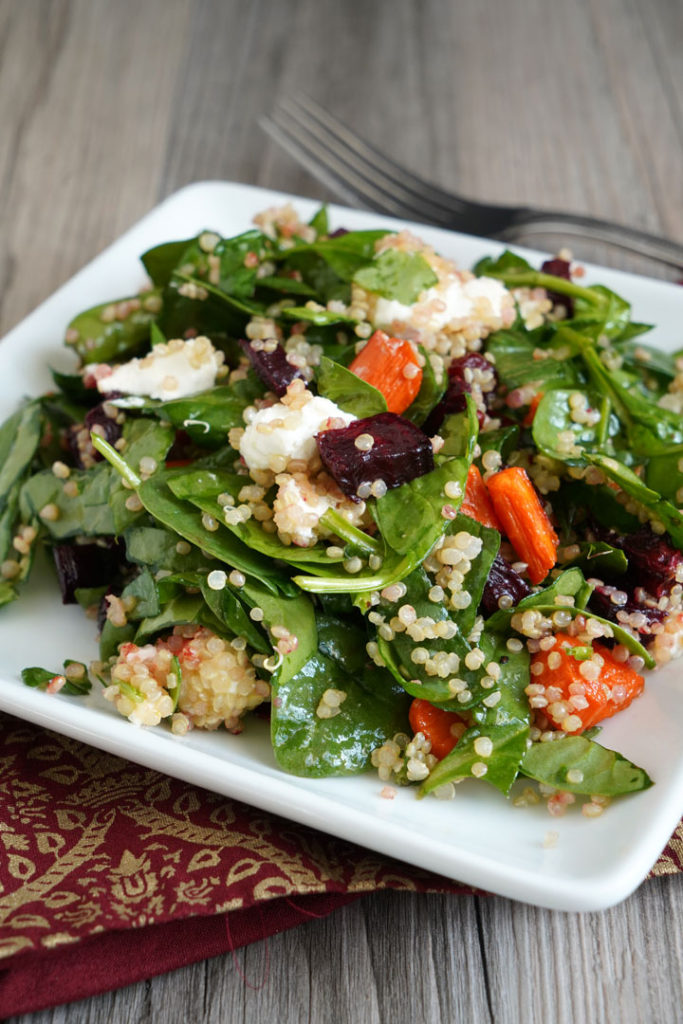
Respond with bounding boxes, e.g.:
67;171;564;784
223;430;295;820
316;355;387;417
119;375;264;448
0;402;42;510
353;248;437;304
374;457;469;556
198;577;270;655
282;230;389;281
166;469;345;567
487;330;580;391
141;236;198;287
124;525;213;572
560;541;628;577
419;637;531;796
532;388;618;463
240;579;317;685
308;205;329;236
66;290;161;365
584;452;683;550
279;306;357;326
404;345;445;426
645;450;683;502
270;650;409;777
521;735;652;795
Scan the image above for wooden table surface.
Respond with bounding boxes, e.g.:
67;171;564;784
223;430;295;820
2;1;683;1021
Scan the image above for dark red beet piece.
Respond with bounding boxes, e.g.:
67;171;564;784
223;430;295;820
53;540;123;604
619;527;683;598
68;396;124;468
588;584;666;647
327;228;349;238
541;257;574;316
316;412;434;498
481;552;531;616
238;338;304;397
423;353;497;435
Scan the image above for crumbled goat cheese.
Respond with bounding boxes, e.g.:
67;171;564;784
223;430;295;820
97;336;222;401
273;473;365;547
239;395;355;471
373;275;511;333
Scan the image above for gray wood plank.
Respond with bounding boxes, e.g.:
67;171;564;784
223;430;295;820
1;0;683;1021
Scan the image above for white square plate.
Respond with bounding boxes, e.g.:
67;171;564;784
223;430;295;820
1;181;681;911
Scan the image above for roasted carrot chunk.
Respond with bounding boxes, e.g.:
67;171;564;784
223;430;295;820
530;632;645;734
486;466;558;583
408;698;466;761
461;464;502;531
522;391;544;427
348;329;422;415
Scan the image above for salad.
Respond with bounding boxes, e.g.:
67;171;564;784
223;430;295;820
2;202;682;818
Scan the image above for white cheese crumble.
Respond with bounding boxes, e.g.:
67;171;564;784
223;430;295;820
96;336;222;401
239;395;355;471
373;275;510;333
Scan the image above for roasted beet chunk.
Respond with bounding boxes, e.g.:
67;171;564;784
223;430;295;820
238;337;304;397
619;527;683;598
481;552;531;616
316;412;434;498
53;540;122;604
588;584;667;646
423;353;497;435
68;395;124;468
541;257;573;316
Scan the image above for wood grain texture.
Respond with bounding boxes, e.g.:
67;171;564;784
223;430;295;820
1;0;682;1021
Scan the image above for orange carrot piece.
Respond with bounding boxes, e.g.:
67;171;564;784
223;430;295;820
408;699;465;761
530;633;645;734
348;329;422;415
461;464;502;531
486;466;558;583
522;391;544;427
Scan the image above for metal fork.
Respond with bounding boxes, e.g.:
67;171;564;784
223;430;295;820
262;95;683;270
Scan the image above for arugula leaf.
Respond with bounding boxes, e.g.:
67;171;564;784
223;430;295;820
521;735;652;795
316;355;387;417
353;249;437;304
22;662;91;697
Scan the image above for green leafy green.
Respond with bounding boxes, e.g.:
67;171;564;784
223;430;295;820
353;248;437;304
521;735;652;795
316;356;387;417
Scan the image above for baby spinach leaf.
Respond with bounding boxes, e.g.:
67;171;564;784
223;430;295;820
583;452;683;550
316;355;387;417
438;401;480;463
374;457;469;556
279;306;357;326
135;593;212;644
136;474;294;594
166;469;345;567
0;401;42;510
270;652;409;777
532;388;618;463
126;375;264;448
124;525;213;572
645;450;683;502
198;578;270;655
124;568;161;619
66;289;161;365
487;568;591;632
521;735;652;795
487;330;580;391
240;579;317;685
308;205;329;236
141;236;198;287
255;275;318;298
315;613;368;675
403;344;445;426
419;635;531;796
282;230;389;281
560;540;628;577
353;248;437;304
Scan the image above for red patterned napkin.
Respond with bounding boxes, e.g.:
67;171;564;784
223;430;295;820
0;711;679;1016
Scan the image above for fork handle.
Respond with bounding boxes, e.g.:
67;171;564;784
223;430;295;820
499;209;683;270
